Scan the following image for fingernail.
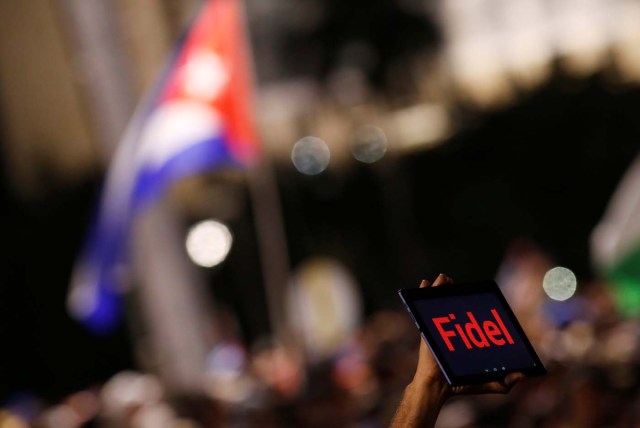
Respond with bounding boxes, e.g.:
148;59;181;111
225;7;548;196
419;280;429;288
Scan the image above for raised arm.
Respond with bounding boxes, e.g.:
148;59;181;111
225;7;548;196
390;274;524;428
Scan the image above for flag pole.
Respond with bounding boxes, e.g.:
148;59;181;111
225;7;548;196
247;159;292;343
237;0;293;345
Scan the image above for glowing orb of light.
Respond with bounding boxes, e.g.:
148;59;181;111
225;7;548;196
206;341;246;380
351;125;387;163
543;266;577;301
291;136;330;175
182;51;228;101
185;220;233;268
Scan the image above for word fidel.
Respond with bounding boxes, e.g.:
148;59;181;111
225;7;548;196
432;309;514;351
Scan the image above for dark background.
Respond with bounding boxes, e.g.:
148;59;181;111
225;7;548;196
1;0;640;406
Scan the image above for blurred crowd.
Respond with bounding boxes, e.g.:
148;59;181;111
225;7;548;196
1;242;640;428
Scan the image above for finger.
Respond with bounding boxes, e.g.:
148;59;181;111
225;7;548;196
419;279;430;288
432;273;453;287
432;274;446;287
480;372;525;394
481;381;512;394
451;372;526;396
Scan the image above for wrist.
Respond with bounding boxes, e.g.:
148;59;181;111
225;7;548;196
391;371;450;428
407;375;450;411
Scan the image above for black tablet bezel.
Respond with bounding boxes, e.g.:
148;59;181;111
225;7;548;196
398;280;546;386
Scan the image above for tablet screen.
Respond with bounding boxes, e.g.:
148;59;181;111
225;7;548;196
399;281;546;385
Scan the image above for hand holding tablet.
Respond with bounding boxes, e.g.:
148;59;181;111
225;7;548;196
391;274;545;428
400;275;546;389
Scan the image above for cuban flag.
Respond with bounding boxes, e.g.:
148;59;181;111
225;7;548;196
67;0;260;333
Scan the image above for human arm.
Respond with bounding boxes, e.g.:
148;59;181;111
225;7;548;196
390;274;525;428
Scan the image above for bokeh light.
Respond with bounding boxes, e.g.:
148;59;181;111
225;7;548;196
543;266;577;301
182;51;228;101
351;125;387;163
100;372;163;415
185;219;233;268
37;405;79;428
130;403;176;428
287;257;362;361
64;391;100;424
291;136;330;175
203;341;254;403
0;411;28;428
206;341;246;380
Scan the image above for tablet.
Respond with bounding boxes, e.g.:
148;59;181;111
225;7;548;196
398;280;546;386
